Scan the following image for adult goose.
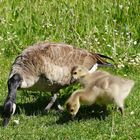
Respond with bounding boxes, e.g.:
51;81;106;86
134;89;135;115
3;42;113;127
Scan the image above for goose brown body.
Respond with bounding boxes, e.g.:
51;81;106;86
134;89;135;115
9;42;112;92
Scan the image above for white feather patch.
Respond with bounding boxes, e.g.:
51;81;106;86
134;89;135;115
89;63;98;73
12;103;16;115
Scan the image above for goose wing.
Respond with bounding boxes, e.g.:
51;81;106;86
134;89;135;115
41;42;113;69
39;42;113;85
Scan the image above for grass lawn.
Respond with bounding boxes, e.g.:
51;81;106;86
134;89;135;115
0;0;140;139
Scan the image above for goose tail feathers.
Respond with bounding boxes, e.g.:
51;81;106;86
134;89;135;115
91;53;114;67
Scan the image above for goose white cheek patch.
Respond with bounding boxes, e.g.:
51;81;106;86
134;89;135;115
89;63;98;73
12;103;16;115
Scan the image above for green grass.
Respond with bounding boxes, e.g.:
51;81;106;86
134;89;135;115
0;0;140;139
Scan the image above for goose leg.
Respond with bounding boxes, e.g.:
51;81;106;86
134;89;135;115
44;93;64;112
44;93;58;112
3;74;21;127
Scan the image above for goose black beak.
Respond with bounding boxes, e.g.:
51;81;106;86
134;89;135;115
3;117;10;127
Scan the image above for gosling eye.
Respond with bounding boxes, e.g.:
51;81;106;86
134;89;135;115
70;109;74;112
73;72;77;75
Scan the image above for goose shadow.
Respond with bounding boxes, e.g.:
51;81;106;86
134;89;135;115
0;105;4;118
16;98;49;116
15;92;56;116
56;104;110;125
14;91;70;116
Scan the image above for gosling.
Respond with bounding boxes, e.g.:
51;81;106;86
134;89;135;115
66;66;134;118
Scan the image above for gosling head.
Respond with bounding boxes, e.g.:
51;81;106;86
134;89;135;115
71;65;88;83
66;97;80;119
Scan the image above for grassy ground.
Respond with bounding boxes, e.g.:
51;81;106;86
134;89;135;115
0;0;140;139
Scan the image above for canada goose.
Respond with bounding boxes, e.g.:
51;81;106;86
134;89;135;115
3;42;113;127
67;65;134;118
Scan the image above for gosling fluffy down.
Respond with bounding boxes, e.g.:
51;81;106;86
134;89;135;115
66;66;134;118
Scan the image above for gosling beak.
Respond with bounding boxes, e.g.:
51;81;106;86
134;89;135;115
70;77;76;83
70;114;76;121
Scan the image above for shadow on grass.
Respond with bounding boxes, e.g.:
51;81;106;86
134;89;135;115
16;94;53;116
14;91;69;116
56;104;110;125
0;92;110;124
0;105;3;117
